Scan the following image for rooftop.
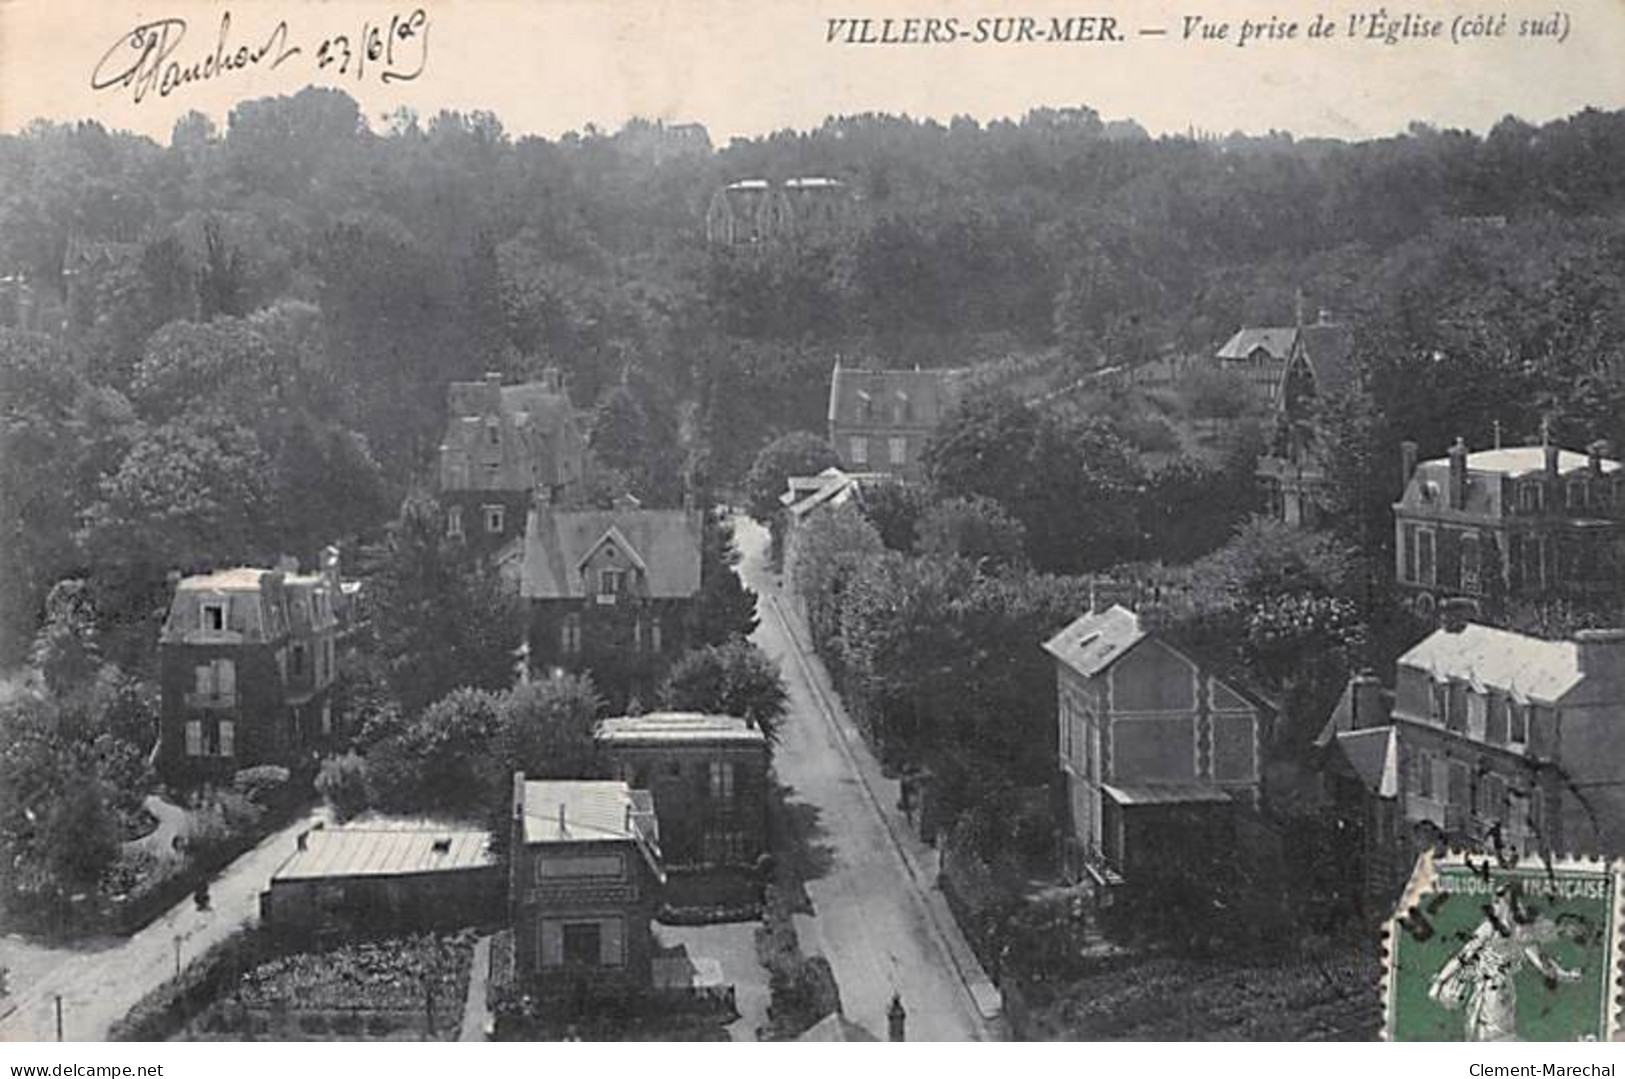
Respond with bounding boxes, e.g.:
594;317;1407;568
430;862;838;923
177;567;272;592
520;506;702;600
1042;605;1146;677
1424;446;1621;477
1400;623;1583;703
596;712;767;745
1101;782;1233;807
520;779;656;845
272;822;494;882
1216;326;1297;362
827;363;965;428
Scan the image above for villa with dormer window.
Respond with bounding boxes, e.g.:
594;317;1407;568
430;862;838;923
519;494;704;707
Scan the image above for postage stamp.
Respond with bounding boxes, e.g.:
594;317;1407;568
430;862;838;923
1383;850;1625;1041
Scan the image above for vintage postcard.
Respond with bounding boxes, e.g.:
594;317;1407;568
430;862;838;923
2;0;1625;1049
1384;851;1624;1041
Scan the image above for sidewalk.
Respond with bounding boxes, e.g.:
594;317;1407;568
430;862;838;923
762;583;1003;1025
457;936;492;1042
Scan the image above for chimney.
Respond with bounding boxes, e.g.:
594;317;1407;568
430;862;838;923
1575;629;1625;684
1441;597;1474;634
1401;440;1419;489
1317;308;1334;325
1350;670;1384;731
558;803;568;838
1447;437;1468;510
1589;440;1611;479
512;771;525;821
296;830;308;852
1542;418;1559;489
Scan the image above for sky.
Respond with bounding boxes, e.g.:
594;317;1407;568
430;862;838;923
2;0;1624;145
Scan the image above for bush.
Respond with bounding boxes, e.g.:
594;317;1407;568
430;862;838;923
315;752;371;821
180;787;264;860
232;765;291;806
109;927;269;1041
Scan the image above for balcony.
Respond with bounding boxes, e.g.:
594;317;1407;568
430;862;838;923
184;691;238;710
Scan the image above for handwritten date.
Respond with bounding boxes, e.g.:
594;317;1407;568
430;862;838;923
91;9;429;104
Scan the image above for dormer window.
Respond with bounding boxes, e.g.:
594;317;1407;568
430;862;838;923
599;569;625;596
486;420;500;446
483;504;505;534
201;603;225;632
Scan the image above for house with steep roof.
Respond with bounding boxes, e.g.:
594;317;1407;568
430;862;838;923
509;776;664;1001
1236;312;1359;527
827;363;964;481
436;369;589;555
1393;433;1622;618
1044;602;1266;884
596;712;769;872
157;555;349;785
1318;618;1625;862
519;495;704;706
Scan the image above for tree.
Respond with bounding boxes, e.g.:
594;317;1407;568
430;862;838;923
858;481;930;553
744;431;838;524
696;512;759;645
494;674;605;783
366;687;505;814
660;640;790;745
915;495;1028;571
42;781;119;894
316;752;372;821
365;492;522;714
923;393;1143;574
196;217;246;320
31;579;102;697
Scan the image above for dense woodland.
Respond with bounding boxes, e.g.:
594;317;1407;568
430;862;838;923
5;93;1625;666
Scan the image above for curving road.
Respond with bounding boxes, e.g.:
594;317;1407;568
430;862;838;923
0;808;327;1042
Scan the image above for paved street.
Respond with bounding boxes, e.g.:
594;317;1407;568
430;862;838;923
0;808;328;1043
737;516;996;1042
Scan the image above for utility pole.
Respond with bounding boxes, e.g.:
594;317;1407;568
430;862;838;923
174;935;183;980
54;994;63;1041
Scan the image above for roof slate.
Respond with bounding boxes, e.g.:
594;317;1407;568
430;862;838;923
827;364;965;428
1041;605;1146;678
520;506;703;600
1399;624;1583;703
1216;327;1297;362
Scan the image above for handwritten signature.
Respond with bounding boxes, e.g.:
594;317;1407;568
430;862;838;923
91;10;429;105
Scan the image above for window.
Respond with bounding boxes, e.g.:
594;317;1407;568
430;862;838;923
291;643;306;677
1460;533;1482;595
633;617;644;652
1417;529;1436;585
486;420;500;446
320;701;333;736
185;720;204;757
709;760;735;801
1479;773;1506;822
1508;702;1529;745
447;506;463;538
201;604;225;632
649;616;663;653
1402;525;1418;583
218;720;235;758
888;438;907;466
599;569;625;596
1448;760;1471;808
560;614;582;655
483;505;505;534
1567;478;1589;510
703;828;748;864
1430;680;1448;725
1466;691;1487;741
562;923;602;968
850;436;868;465
193;659;237;705
1519;482;1543;513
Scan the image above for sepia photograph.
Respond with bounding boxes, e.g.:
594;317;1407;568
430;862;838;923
1;0;1624;1050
